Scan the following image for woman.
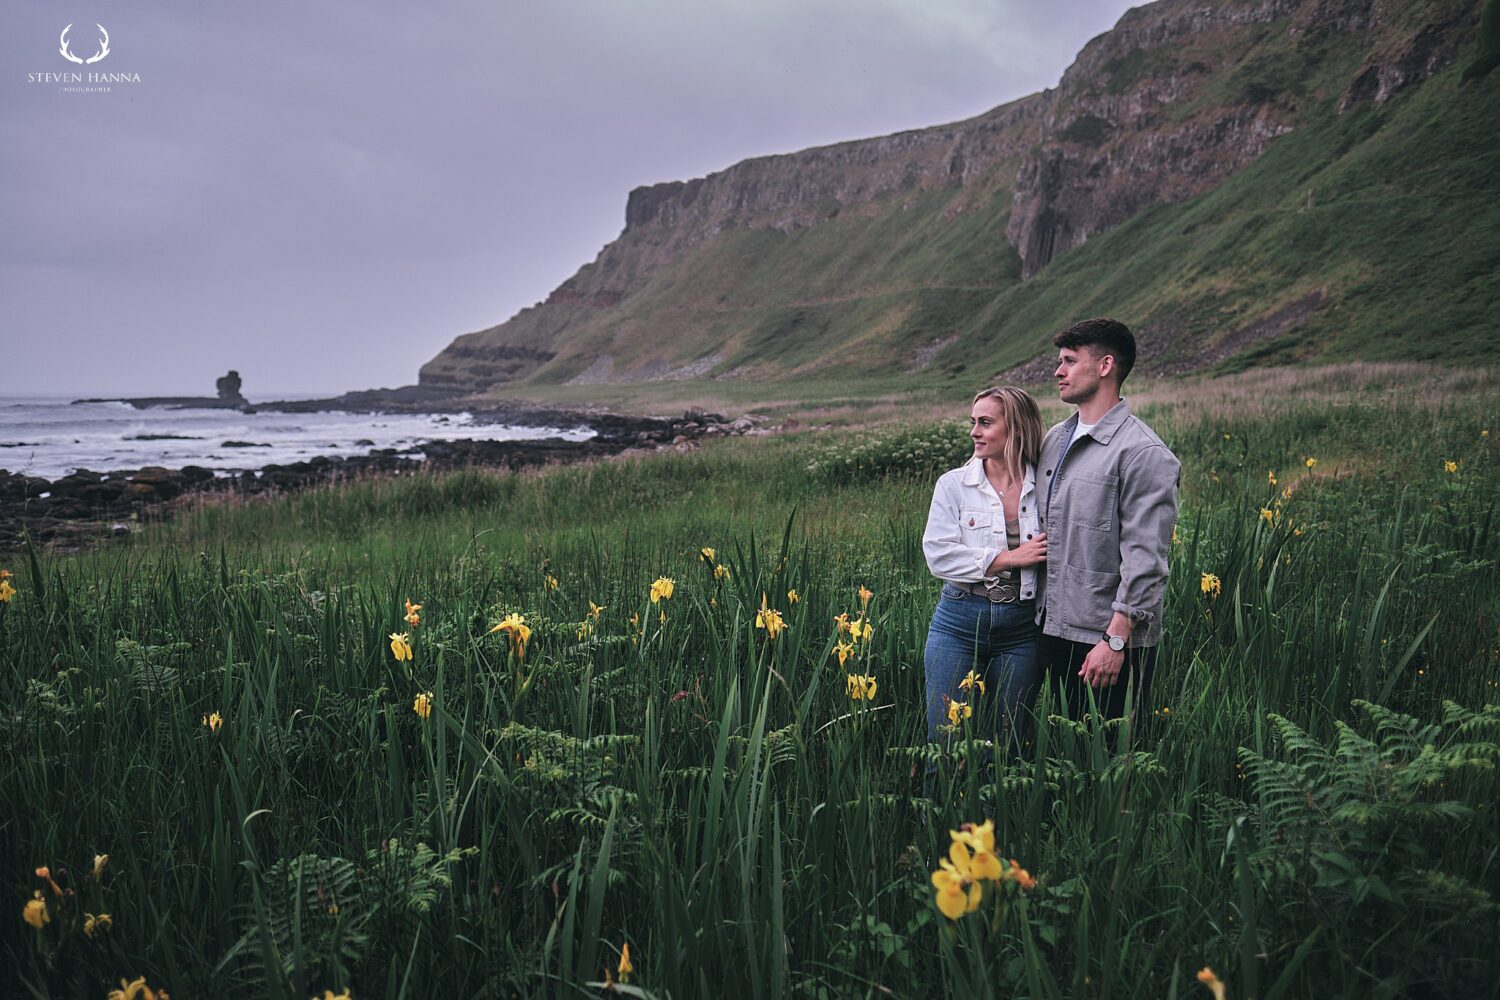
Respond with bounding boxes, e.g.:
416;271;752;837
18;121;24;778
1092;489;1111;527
922;386;1048;754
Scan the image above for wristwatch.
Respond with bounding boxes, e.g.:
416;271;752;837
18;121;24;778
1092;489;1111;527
1103;633;1126;652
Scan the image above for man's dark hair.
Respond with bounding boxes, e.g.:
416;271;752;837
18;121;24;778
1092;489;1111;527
1053;318;1136;386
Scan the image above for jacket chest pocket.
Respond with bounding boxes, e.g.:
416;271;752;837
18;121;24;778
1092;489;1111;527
958;506;994;545
1065;472;1118;533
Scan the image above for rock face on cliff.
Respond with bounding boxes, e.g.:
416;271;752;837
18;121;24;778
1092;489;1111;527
421;0;1487;393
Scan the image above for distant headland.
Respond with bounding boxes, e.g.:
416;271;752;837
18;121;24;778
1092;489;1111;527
71;370;467;414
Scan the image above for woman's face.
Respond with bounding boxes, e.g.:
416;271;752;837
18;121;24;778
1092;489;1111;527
970;396;1008;462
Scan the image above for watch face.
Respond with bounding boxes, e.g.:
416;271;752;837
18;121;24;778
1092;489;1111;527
1108;635;1126;651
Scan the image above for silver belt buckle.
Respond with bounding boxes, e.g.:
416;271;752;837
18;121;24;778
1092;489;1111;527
984;582;1018;603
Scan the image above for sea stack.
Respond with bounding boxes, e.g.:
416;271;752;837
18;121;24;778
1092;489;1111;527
216;370;247;406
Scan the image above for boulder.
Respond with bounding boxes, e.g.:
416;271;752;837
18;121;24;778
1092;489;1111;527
129;467;185;500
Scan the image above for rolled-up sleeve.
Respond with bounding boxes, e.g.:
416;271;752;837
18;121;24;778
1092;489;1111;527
923;475;997;582
1112;444;1180;623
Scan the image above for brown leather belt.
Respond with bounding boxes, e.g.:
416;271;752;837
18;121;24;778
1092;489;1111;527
954;580;1020;604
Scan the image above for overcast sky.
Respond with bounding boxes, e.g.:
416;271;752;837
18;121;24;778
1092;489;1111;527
1;0;1138;397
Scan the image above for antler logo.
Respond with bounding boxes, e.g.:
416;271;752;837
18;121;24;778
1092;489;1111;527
59;23;110;65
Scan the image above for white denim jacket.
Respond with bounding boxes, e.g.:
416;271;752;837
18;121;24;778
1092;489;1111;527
922;457;1041;601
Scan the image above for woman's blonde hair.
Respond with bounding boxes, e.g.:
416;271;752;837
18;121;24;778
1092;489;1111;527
972;386;1044;479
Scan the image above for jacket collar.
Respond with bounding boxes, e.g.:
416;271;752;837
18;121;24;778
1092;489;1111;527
1075;398;1133;446
961;456;1038;496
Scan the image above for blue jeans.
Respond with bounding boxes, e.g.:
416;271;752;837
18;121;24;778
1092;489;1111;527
923;584;1040;750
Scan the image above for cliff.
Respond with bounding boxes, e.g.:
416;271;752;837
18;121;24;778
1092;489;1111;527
420;0;1491;393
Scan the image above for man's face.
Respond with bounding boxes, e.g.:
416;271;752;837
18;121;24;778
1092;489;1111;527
1055;346;1108;406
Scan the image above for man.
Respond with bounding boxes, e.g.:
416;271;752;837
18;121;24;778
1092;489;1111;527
1035;318;1179;722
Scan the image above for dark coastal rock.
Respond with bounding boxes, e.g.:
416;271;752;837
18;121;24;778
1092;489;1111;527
49;472;104;495
0;472;51;501
129;467;185;500
77;481;127;505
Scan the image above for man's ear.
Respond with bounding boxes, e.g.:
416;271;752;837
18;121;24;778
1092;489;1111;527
1097;353;1116;380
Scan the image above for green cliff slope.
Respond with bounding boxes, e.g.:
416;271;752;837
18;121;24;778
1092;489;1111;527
420;0;1497;394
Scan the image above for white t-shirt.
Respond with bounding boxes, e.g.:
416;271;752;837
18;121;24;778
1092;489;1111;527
1069;418;1098;446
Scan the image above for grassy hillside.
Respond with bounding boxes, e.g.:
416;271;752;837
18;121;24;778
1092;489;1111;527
974;53;1500;376
449;14;1497;404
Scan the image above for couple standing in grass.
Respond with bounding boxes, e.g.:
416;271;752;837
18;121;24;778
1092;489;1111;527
921;318;1181;750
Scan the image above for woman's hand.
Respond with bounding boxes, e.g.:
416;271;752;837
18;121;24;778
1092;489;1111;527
1005;532;1047;568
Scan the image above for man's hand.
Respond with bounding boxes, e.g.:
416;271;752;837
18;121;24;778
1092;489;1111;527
1078;641;1125;687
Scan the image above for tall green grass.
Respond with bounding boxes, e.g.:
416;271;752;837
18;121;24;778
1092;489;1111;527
2;385;1497;998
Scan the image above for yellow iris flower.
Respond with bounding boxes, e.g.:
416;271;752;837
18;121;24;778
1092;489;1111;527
714;564;731;580
858;585;873;607
699;547;716;562
1200;573;1222;598
1195;967;1227;1000
404;599;422;627
951;820;1002;881
106;977;169;1000
649;577;675;603
958;670;985;696
931;818;1035;919
84;912;113;938
489;613;532;659
0;578;15;603
833;641;855;666
389;632;413;662
1444;460;1459;473
845;673;877;701
946;700;972;726
930;850;982;920
1007;859;1036;890
23;897;48;929
755;597;787;640
413;691;434;720
202;712;223;732
617;941;634;984
35;867;62;896
93;854;109;881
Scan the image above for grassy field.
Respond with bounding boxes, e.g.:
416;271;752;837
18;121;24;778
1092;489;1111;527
3;368;1498;998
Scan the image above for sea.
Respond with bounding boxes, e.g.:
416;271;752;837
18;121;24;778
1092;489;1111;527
0;395;595;481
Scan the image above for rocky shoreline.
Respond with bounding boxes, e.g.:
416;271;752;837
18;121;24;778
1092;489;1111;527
0;407;762;552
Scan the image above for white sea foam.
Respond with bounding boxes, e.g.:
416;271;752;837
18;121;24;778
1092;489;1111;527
0;398;594;480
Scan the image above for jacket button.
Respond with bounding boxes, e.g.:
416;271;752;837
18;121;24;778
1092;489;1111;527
1045;469;1052;476
1021;506;1026;512
1026;533;1032;539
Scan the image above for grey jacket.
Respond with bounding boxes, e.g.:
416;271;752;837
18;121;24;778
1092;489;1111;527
1035;399;1180;647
